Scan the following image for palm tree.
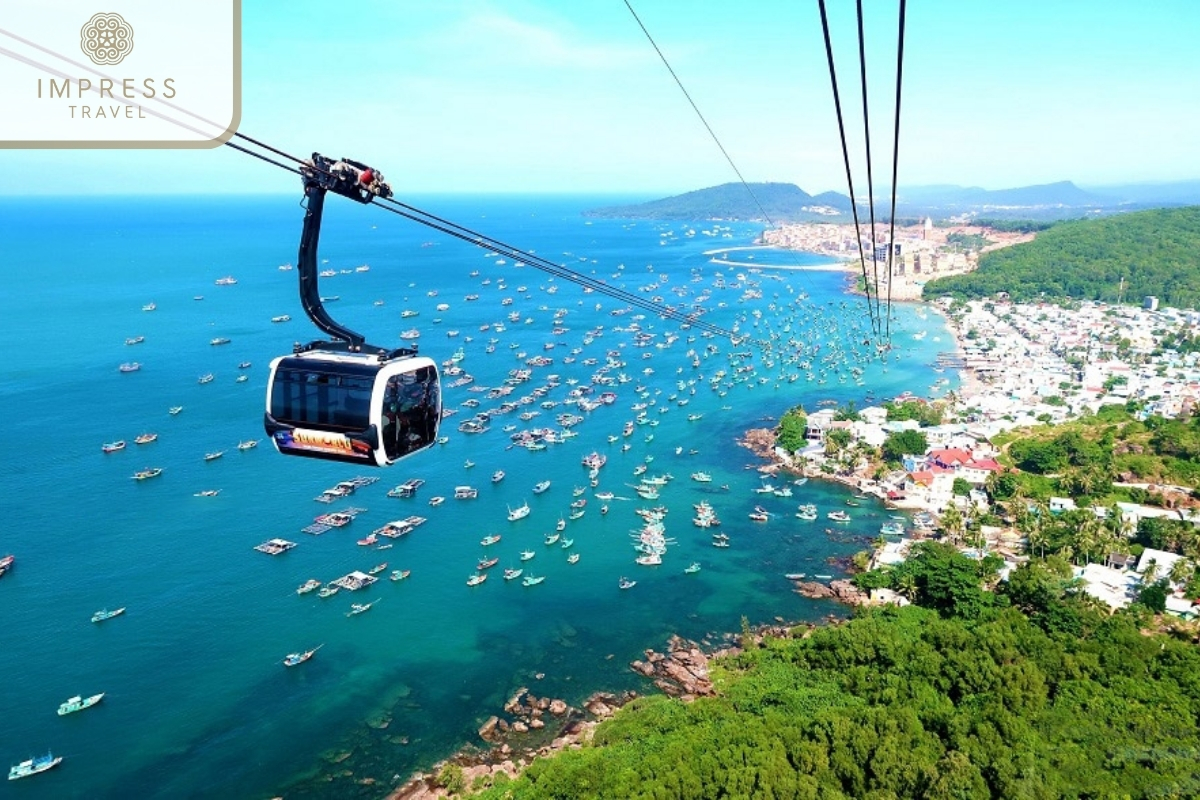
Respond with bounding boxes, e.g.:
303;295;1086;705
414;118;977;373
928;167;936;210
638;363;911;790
1142;558;1160;585
896;572;918;602
1169;558;1194;589
939;503;965;546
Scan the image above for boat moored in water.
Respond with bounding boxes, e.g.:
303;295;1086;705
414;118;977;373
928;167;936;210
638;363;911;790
283;644;322;667
8;753;62;781
57;693;104;716
91;607;125;623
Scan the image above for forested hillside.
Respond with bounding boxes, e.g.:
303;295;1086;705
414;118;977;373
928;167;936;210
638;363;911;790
474;545;1200;800
583;182;850;222
925;206;1200;307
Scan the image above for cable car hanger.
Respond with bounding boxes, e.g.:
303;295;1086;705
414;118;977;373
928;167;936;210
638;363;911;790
294;152;401;357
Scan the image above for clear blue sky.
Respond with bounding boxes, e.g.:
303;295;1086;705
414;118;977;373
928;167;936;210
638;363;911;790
3;0;1198;195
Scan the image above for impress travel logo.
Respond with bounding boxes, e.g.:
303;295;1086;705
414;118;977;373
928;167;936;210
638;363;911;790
0;1;240;147
80;13;134;66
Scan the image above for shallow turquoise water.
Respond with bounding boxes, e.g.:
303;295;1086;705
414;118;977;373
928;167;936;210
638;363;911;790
0;195;954;798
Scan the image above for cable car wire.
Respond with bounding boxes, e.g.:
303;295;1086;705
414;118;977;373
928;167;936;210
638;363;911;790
883;0;907;342
855;0;882;332
225;134;755;345
621;0;775;229
817;0;879;338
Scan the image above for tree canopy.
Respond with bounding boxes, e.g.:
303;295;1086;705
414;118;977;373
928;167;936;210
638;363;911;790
477;547;1200;799
925;206;1200;307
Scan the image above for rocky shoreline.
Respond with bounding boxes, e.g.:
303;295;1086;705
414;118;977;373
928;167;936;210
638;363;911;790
386;627;815;798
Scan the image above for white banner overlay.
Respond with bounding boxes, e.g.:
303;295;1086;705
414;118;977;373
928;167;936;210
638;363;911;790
0;0;240;147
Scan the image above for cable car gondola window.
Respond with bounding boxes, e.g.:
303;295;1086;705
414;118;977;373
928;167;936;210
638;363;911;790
382;364;440;461
271;368;374;431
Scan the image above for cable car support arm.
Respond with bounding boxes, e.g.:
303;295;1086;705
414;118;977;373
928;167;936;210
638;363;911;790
296;153;394;350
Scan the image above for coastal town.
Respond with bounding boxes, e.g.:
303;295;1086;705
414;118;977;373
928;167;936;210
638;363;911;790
758;219;1034;299
746;287;1200;617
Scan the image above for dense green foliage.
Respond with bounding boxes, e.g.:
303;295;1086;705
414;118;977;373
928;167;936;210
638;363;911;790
882;429;928;464
883;400;943;426
972;218;1060;233
995;405;1200;497
477;546;1200;799
925;206;1200;307
776;406;808;452
583;182;850;222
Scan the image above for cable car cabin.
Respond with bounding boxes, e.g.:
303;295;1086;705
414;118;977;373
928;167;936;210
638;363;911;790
264;351;440;467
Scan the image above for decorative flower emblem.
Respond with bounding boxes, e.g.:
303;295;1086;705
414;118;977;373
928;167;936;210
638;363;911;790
80;12;134;66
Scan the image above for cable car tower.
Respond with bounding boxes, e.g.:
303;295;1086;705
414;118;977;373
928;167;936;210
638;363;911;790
263;153;441;466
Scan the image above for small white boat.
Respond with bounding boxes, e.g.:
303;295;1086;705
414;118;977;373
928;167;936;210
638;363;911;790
57;693;104;716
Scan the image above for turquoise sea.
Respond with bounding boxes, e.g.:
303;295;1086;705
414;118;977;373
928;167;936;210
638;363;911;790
0;195;955;798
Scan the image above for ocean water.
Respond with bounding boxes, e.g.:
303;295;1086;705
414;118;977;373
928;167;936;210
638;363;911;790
0;195;954;798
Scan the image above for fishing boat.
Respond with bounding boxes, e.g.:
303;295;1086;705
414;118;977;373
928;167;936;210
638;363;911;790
521;575;545;586
503;567;524;580
210;337;231;346
102;440;126;453
317;586;339;598
477;556;500;570
357;534;378;547
57;693;104;716
635;553;662;566
684;562;701;574
125;335;144;345
429;496;445;506
480;534;501;546
793;477;808;486
237;439;259;451
569;509;585;520
347;599;379;616
283;645;323;667
556;517;567;532
544;533;560;545
520;550;536;561
390;569;411;581
492;470;505;483
204;451;224;461
785;573;807;580
296;579;321;595
827;510;851;522
466;573;488;587
454;486;478;500
0;554;13;578
690;472;712;482
532;480;551;494
796;504;818;521
507;502;531;522
368;563;388;575
134;432;158;445
567;553;580;564
169;406;183;415
560;538;574;549
119;362;141;373
91;607;125;623
8;752;62;781
618;577;636;590
198;373;215;384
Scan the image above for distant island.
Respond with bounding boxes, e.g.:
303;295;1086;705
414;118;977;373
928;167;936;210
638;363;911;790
925;206;1200;308
584;180;1200;223
583;182;852;223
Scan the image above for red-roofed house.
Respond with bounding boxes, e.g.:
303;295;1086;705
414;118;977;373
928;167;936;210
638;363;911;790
929;448;973;470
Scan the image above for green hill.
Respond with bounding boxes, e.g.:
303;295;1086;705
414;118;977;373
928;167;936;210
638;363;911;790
583;182;851;222
925;206;1200;307
473;544;1200;799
